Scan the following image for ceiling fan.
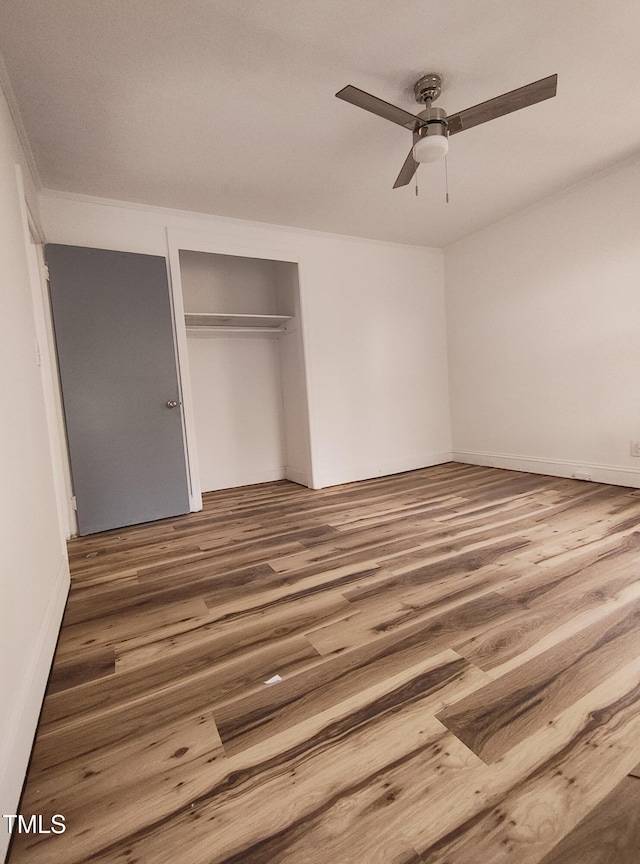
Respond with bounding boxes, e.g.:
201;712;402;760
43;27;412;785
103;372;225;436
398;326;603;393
336;73;558;189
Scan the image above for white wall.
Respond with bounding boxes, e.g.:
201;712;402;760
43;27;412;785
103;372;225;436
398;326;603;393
445;158;640;488
39;192;453;490
180;251;287;491
0;85;69;860
180;252;313;492
300;235;451;487
179;250;280;313
187;336;286;490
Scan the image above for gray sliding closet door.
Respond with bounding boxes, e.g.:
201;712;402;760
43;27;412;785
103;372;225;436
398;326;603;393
46;244;190;535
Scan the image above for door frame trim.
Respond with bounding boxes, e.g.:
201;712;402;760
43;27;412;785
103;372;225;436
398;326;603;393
15;165;78;538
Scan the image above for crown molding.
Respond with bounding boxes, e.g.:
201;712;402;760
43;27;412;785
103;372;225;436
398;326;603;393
37;188;442;253
0;47;42;192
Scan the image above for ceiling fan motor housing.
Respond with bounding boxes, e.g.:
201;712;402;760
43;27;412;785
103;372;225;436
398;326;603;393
417;105;448;137
414;105;449;162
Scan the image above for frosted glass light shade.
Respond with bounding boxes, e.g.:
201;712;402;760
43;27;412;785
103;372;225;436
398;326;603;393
413;133;449;163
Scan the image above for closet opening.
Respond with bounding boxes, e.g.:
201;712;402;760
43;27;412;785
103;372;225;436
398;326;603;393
176;249;313;496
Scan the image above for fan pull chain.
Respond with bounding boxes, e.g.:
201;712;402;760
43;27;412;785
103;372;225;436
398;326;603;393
415;172;419;197
445;154;450;203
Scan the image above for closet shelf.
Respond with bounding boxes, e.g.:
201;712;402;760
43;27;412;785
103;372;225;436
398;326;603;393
185;312;292;331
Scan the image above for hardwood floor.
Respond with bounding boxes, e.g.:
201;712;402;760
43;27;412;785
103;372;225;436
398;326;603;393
8;463;640;863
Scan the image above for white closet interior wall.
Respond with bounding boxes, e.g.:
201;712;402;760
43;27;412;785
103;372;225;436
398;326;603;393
179;250;312;492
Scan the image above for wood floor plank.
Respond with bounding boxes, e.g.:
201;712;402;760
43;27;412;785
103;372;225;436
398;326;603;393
8;465;640;864
114;593;356;674
213;645;640;863
62;560;284;626
628;761;640;779
454;532;640;671
34;656;480;864
34;634;322;764
537;776;640;864
214;627;495;755
309;559;540;657
485;579;640;683
412;655;640;864
54;596;212;659
22;711;224;813
202;562;386;622
436;593;640;763
47;647;116;695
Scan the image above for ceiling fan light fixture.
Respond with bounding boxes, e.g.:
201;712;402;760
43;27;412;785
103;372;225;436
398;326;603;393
413;132;449;163
336;72;557;187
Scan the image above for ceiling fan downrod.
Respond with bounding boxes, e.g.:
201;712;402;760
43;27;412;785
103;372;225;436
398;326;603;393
414;73;442;105
414;73;448;140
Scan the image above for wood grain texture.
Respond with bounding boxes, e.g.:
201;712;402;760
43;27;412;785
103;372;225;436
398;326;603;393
8;464;640;864
437;594;640;762
537;775;640;864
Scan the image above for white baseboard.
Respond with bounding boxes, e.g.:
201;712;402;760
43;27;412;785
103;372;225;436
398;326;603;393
284;465;312;488
452;449;640;489
0;556;69;863
314;452;453;490
202;466;287;492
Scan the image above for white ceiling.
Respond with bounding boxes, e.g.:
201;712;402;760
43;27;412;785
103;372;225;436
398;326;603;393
1;0;639;246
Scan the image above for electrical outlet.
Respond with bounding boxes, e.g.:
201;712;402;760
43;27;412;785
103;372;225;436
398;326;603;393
631;441;640;457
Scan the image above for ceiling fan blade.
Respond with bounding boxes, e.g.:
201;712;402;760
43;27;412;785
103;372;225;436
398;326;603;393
336;85;421;131
447;74;557;136
393;137;419;188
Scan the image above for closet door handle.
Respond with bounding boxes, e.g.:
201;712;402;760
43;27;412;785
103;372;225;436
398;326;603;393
166;400;178;409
